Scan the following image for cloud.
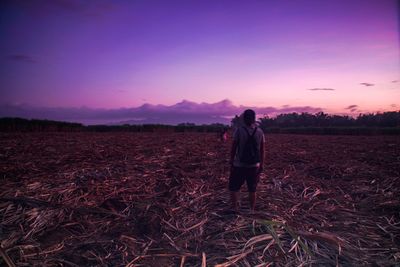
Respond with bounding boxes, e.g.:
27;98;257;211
44;0;115;17
6;54;36;63
345;105;358;110
3;0;115;18
392;80;398;83
345;105;358;112
360;82;374;87
391;104;397;108
0;99;323;125
307;88;335;91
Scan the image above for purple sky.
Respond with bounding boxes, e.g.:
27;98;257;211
0;0;399;124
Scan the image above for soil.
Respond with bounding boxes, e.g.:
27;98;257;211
0;132;399;266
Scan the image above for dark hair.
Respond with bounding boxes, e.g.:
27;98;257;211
243;109;256;125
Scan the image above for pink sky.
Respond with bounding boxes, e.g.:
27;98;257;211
1;0;399;119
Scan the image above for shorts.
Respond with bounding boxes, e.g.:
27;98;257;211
229;166;259;192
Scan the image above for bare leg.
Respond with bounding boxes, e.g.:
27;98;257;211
249;192;256;212
230;191;239;212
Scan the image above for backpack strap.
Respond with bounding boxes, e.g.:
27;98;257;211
251;127;257;137
243;126;257;137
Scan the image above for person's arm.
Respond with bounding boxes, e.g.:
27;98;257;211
230;138;238;166
259;135;265;173
230;130;239;166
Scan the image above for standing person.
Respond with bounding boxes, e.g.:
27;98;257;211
229;109;265;213
219;127;228;142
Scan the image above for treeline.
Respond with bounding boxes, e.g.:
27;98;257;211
1;111;400;135
260;127;400;135
257;111;400;128
0;118;228;133
255;111;400;135
0;117;84;132
87;123;228;133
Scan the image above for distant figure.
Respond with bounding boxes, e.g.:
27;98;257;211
219;128;228;142
229;109;265;213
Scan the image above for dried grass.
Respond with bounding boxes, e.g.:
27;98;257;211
0;132;399;266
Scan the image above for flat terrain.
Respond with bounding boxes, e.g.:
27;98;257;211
0;133;399;266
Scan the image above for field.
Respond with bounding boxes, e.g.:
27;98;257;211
0;132;399;266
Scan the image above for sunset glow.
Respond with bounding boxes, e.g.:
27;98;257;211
0;0;399;123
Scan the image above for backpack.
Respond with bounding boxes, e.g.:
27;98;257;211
239;126;260;164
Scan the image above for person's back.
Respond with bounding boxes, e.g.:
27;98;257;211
229;109;265;213
233;125;264;167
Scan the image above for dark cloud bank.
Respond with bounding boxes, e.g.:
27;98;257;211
0;100;322;125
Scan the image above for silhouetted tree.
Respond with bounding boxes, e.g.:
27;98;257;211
256;111;400;134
